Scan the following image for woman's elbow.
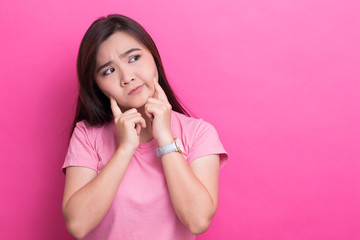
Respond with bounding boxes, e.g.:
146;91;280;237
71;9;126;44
64;218;89;239
186;204;218;235
62;208;89;239
186;210;217;235
188;217;212;235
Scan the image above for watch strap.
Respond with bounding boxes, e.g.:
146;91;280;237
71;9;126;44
156;138;183;158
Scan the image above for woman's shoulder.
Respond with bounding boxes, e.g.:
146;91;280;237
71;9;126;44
171;110;202;124
171;111;228;166
171;111;215;134
73;120;114;139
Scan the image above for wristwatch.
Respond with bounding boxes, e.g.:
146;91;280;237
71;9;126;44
156;138;184;158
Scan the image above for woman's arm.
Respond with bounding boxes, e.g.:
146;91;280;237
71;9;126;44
145;78;220;234
62;147;133;239
161;152;220;235
62;98;146;239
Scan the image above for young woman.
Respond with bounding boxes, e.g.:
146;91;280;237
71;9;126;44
62;14;228;240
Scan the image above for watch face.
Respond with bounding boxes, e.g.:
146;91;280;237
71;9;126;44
156;148;162;158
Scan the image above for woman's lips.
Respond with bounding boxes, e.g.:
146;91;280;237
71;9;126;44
128;85;144;95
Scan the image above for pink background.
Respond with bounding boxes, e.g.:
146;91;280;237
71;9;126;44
1;0;359;239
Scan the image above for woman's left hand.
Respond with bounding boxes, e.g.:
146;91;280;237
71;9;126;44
145;78;173;146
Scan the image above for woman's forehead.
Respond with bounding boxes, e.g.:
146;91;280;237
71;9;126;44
101;32;143;51
97;31;146;59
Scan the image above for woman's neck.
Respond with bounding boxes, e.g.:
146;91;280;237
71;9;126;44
137;106;154;144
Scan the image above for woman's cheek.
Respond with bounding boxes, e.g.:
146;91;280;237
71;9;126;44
96;83;110;98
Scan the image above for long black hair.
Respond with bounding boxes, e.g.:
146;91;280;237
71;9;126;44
72;14;190;133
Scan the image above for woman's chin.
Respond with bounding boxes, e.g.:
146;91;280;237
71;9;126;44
121;102;146;112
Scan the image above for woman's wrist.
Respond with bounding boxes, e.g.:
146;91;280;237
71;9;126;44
116;143;137;158
156;132;174;147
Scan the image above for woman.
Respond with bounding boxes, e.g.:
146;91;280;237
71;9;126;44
62;14;227;240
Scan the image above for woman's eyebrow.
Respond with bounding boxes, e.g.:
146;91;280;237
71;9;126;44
96;48;142;74
96;61;112;74
120;48;141;58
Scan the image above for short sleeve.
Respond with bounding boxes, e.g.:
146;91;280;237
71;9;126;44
186;120;228;168
62;121;99;174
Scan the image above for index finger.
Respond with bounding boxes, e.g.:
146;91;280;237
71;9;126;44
110;96;122;117
154;77;168;101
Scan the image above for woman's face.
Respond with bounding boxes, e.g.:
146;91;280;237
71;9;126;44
95;31;158;111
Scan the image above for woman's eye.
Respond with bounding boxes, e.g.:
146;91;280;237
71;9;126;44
104;67;115;76
129;55;140;63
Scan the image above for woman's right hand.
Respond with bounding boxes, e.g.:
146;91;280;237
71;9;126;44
110;96;146;153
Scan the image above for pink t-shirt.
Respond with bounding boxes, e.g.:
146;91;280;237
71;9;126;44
62;111;228;240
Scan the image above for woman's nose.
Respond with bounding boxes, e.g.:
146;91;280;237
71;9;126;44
120;68;135;86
